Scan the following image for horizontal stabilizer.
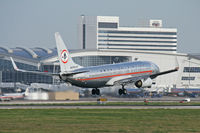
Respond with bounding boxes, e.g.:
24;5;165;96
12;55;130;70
61;70;89;76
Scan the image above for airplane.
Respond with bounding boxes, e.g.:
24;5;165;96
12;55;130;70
0;93;25;101
10;32;179;95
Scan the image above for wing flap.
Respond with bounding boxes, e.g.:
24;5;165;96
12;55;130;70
107;75;149;86
117;75;150;85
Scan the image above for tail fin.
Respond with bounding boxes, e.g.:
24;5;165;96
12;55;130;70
55;32;82;72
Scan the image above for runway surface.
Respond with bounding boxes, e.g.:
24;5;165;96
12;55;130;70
1;96;200;105
1;96;200;109
1;105;200;109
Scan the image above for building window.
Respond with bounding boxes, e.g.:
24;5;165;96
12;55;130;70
98;22;118;28
98;47;177;51
98;30;177;35
98;39;177;43
98;35;177;39
183;67;200;73
181;77;195;80
98;44;177;47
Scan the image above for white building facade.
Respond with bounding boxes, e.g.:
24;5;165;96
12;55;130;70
78;16;177;53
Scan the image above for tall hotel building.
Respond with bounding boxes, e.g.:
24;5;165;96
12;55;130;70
78;16;177;53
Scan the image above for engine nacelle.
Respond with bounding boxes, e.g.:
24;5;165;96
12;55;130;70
135;78;153;88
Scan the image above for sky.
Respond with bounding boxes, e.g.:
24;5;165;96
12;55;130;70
0;0;199;53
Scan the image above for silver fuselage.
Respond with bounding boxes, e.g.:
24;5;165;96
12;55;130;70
61;61;160;88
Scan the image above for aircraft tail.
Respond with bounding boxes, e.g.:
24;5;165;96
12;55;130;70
55;32;82;72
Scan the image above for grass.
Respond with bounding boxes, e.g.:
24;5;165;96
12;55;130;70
0;109;200;133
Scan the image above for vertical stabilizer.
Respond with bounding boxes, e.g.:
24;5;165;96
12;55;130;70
55;32;82;72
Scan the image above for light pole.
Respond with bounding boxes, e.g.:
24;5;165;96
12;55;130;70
188;57;191;87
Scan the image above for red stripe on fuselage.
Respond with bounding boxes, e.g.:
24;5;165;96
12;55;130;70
76;70;153;81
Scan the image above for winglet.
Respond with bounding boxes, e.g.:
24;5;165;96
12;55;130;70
10;57;19;71
174;56;179;71
175;66;179;71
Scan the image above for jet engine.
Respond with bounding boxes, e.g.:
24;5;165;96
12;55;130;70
135;78;152;88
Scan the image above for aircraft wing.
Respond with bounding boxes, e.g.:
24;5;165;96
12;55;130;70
112;57;179;86
10;57;88;77
150;56;179;79
10;57;60;76
113;75;149;86
108;67;179;86
150;67;179;79
106;74;149;86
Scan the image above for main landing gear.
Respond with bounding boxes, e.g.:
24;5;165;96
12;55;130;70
118;85;127;95
92;88;100;95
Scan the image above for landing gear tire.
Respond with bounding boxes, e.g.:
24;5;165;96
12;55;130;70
92;88;100;95
96;89;100;95
118;89;127;95
119;89;123;95
92;89;96;95
123;89;127;95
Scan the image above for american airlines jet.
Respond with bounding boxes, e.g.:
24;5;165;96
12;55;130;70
11;32;179;95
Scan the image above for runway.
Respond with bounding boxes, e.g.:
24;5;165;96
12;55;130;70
1;96;200;109
1;105;200;109
1;96;200;104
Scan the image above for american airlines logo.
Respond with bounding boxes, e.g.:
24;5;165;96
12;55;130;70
61;49;69;63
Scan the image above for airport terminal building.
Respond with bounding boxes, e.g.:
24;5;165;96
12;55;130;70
0;16;200;92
